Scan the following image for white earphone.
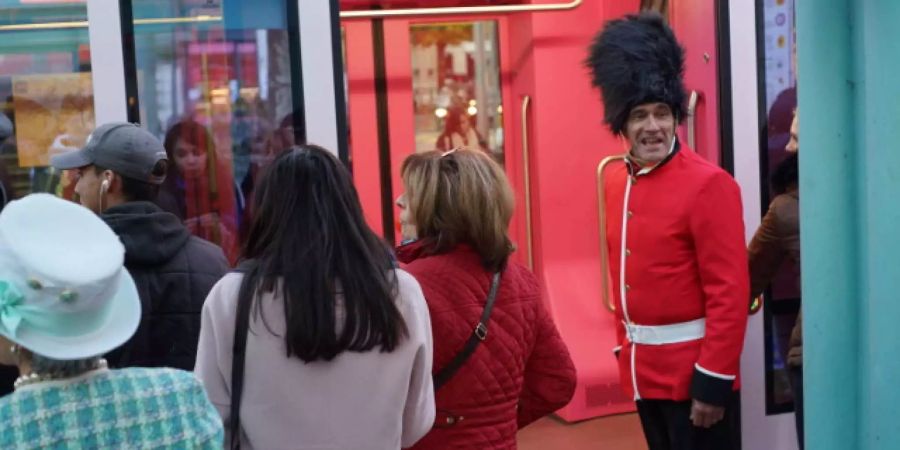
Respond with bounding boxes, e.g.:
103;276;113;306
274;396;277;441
99;176;111;211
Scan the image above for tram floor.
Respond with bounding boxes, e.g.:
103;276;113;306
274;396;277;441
517;413;647;450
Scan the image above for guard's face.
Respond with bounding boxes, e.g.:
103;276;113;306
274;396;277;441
624;102;676;163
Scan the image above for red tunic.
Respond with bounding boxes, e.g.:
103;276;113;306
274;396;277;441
604;144;749;405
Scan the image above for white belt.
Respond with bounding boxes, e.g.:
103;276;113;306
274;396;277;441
625;318;706;345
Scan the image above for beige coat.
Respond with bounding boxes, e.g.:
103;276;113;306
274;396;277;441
195;270;436;449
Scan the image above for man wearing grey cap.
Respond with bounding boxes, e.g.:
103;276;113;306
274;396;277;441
51;122;229;371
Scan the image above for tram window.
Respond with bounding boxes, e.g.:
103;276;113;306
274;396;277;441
126;0;303;264
0;0;93;393
757;0;799;416
409;22;504;162
0;2;94;208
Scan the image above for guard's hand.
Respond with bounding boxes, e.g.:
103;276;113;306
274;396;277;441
690;399;725;428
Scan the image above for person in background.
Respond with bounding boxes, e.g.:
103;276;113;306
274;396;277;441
272;109;304;152
435;107;486;152
195;145;435;449
0;193;222;448
749;111;802;449
50;122;229;370
396;148;576;449
159;119;241;263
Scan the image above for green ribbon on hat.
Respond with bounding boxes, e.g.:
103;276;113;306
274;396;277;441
0;280;25;337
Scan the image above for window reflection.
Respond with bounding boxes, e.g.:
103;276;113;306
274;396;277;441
759;0;799;415
0;0;94;395
409;22;503;161
0;2;93;210
129;0;301;263
157;120;240;262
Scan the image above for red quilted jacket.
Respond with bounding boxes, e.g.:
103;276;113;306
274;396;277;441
397;242;576;450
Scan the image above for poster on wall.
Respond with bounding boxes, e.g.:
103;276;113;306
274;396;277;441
763;0;795;113
762;0;797;177
12;72;94;168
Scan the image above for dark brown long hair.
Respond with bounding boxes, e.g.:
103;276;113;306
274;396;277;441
241;145;405;362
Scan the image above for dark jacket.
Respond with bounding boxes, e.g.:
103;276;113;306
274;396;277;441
397;242;576;450
0;367;15;397
102;201;229;370
748;189;802;366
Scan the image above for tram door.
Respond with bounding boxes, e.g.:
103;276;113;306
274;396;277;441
341;15;526;261
339;0;730;424
340;0;637;422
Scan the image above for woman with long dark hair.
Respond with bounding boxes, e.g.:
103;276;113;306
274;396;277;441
195;145;435;449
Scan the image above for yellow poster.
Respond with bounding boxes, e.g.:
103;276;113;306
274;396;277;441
12;73;94;168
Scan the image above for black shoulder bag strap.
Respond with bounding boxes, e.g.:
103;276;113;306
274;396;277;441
433;271;502;390
229;260;256;450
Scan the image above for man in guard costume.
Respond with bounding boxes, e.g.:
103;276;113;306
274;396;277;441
586;13;750;450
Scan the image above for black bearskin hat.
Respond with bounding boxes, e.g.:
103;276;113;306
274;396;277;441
585;12;687;135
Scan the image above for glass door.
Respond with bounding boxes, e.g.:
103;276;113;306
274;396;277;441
342;15;523;261
0;0;99;396
0;1;96;206
121;0;306;263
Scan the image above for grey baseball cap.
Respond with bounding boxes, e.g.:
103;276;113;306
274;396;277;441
50;122;168;185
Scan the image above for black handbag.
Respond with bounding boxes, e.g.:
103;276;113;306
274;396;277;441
228;260;257;450
432;271;501;390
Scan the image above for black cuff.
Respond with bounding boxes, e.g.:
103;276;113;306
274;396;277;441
690;366;734;406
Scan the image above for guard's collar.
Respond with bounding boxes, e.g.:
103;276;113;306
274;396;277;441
625;136;680;177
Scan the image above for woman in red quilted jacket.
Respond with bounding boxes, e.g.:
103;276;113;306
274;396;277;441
396;148;576;449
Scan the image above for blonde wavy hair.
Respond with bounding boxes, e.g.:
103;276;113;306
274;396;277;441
400;149;514;272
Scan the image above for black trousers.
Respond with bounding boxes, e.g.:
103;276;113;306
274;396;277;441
0;365;15;397
636;393;741;450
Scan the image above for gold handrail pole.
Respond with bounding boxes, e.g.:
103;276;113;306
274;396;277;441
340;0;583;19
521;96;534;271
597;154;626;313
687;90;699;150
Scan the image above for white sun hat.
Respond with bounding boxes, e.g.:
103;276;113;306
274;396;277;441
0;193;140;360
